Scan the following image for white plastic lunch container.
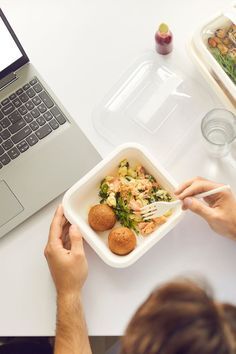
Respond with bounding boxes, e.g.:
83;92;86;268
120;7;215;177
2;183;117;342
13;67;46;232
192;6;236;103
62;143;183;268
187;39;235;113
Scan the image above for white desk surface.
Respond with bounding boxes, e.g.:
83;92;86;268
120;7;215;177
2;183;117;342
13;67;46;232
0;0;236;336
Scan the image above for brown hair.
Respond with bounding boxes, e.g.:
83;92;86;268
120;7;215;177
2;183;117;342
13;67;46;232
121;279;236;354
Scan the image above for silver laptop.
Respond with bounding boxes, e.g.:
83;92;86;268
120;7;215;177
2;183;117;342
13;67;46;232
0;9;101;238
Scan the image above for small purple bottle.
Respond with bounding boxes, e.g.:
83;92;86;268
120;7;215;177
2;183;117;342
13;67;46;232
155;23;173;55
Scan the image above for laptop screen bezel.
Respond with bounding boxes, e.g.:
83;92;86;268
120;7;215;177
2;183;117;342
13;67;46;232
0;9;29;81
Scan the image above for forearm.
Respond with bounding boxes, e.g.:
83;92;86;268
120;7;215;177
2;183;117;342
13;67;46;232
55;294;92;354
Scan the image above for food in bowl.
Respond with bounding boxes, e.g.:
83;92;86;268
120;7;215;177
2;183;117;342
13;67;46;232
108;227;136;255
88;204;116;231
208;23;236;84
98;159;173;236
88;159;174;256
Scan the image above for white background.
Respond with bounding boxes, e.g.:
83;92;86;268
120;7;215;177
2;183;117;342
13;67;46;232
0;0;235;336
0;17;21;72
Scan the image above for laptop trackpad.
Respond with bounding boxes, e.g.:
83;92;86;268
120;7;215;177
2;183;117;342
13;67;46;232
0;180;24;227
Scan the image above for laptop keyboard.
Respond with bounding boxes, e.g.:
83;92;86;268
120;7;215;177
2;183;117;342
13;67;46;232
0;77;67;169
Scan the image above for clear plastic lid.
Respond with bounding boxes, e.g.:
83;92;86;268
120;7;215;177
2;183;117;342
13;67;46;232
92;51;218;165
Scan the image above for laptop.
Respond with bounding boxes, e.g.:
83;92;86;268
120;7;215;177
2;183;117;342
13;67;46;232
0;9;101;238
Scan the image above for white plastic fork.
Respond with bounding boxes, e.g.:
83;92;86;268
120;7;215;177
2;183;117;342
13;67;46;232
140;184;230;220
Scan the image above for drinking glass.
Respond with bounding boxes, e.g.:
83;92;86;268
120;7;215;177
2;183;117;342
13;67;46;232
201;109;236;157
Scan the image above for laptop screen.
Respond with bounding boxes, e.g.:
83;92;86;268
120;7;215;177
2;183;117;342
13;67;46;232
0;9;29;81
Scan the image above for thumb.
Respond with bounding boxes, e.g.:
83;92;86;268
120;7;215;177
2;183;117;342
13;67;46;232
69;225;84;254
183;197;213;220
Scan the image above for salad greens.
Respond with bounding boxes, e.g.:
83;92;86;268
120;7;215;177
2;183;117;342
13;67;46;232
210;48;236;84
114;195;140;233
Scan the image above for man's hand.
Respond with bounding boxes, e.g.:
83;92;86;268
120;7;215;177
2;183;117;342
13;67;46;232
45;205;91;354
44;205;88;297
175;177;236;239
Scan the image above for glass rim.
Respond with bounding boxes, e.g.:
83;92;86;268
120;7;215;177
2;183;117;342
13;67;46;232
201;108;236;146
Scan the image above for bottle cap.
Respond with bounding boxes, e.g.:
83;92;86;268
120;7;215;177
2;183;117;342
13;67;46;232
159;23;169;34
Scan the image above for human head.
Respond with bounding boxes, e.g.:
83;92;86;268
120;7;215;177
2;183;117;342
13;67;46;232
121;279;236;354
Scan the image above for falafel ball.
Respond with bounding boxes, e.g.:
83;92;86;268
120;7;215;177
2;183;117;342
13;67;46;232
108;227;136;255
88;204;116;231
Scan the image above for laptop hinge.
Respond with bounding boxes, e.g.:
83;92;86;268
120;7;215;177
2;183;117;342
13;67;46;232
0;72;17;92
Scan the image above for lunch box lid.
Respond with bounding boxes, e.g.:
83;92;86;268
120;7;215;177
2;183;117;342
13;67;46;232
92;51;218;167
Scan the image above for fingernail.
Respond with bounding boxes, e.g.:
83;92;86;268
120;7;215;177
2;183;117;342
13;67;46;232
183;198;192;208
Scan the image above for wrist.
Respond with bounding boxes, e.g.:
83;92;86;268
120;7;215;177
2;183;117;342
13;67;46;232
57;291;82;305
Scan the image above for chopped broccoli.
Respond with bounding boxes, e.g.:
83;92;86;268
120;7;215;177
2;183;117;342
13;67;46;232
99;182;109;201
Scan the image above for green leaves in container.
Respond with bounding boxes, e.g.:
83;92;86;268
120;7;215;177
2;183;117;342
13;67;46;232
99;181;109;203
114;194;139;233
148;187;172;202
147;174;156;182
210;47;236;84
